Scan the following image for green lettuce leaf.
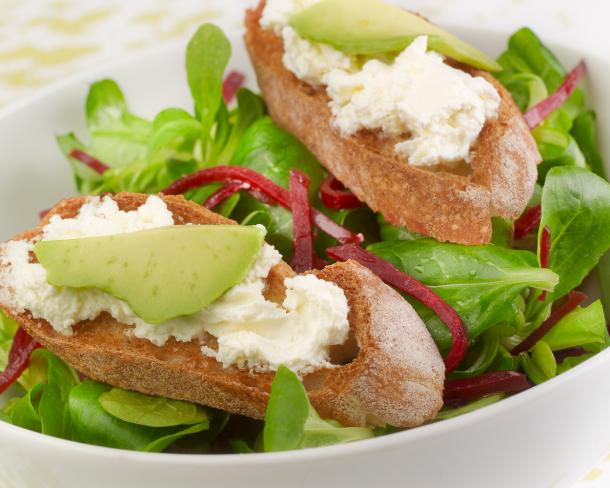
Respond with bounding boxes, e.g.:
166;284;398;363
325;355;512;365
186;23;231;157
99;388;209;427
263;366;373;452
538;166;610;299
542;300;608;352
367;239;558;351
69;380;209;452
84;79;151;168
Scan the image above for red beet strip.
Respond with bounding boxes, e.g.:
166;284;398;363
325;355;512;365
162;166;363;245
69;149;110;175
38;208;50;220
444;371;531;404
524;61;587;129
289;170;314;272
537;225;552;302
554;347;588;363
319;174;363;210
222;71;246;104
511;290;587;355
0;328;42;394
204;181;251;210
514;204;542;240
326;243;468;372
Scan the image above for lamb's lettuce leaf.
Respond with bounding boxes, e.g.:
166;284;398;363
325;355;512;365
538;167;610;300
435;394;504;420
497;28;595;183
230;439;255;454
148;108;201;161
557;353;595;374
84;79;151;168
499;27;584;118
572;110;606;179
98;388;209;428
211;88;266;164
231;117;324;194
263;366;373;452
229;117;326;257
367;239;558;351
542;300;608;352
9;383;45;433
520;341;557;384
185;23;231;157
34;349;79;439
69;381;209;452
0;311;17;371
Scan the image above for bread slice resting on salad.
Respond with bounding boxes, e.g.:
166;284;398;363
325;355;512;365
0;193;445;428
245;0;541;245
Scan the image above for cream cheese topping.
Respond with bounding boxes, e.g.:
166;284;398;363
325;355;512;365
260;0;500;167
0;196;349;374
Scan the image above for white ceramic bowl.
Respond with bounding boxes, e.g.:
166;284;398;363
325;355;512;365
0;25;609;488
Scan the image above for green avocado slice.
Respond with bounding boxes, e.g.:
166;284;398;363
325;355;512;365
289;0;502;72
34;225;265;324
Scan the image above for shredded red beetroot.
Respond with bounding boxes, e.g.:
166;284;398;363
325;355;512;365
326;243;468;373
444;371;530;404
204;181;251;210
222;71;246;104
319;175;363;210
0;328;42;394
537;225;552;301
289;170;314;272
514;204;542;240
524;61;587;129
162;166;363;244
511;290;587;355
69;149;110;175
313;256;330;270
554;347;587;363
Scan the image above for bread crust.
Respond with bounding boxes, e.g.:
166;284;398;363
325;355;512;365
0;193;444;427
244;2;541;244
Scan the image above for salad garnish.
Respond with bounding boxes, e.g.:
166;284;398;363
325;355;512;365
0;328;40;394
443;371;530;405
222;70;246;104
204;181;251;210
319;174;363;210
524;61;588;129
513;204;541;240
537;225;552;301
289;169;314;273
162;165;364;245
511;291;588;355
69;149;110;175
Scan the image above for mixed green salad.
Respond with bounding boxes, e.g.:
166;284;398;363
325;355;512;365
0;23;609;454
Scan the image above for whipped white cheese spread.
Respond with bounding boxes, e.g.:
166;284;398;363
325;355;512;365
0;196;349;374
260;0;500;167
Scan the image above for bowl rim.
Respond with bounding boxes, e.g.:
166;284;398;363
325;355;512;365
0;22;607;465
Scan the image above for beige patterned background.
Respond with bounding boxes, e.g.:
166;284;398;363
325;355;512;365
0;0;608;485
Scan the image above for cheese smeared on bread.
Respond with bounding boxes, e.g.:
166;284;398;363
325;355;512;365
0;195;350;374
261;0;501;167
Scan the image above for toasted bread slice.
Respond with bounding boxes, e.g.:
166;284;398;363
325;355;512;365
245;2;541;245
0;193;444;427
